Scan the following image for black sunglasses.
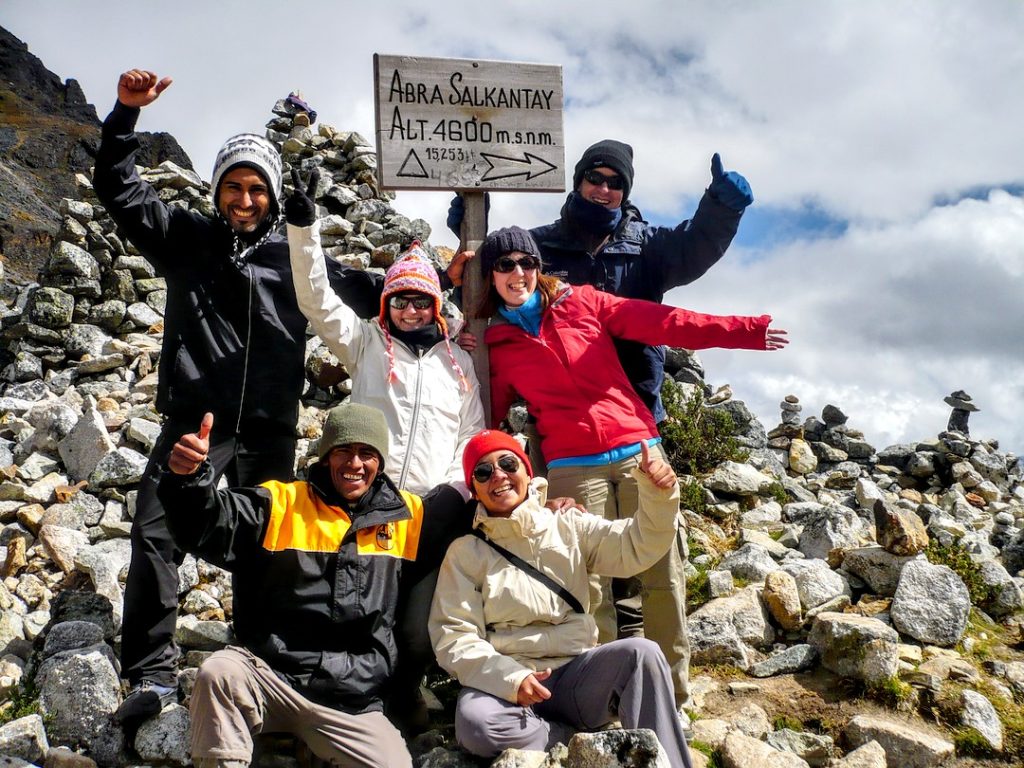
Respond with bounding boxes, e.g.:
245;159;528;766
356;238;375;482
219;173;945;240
583;168;625;191
390;294;434;310
493;255;542;274
472;454;521;483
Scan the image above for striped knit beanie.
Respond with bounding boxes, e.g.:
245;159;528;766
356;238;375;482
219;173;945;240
377;242;469;391
211;133;284;216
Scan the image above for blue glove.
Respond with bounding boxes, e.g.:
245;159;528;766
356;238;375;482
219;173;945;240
708;153;753;212
445;192;491;237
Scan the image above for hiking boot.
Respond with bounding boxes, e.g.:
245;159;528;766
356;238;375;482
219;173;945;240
116;680;178;723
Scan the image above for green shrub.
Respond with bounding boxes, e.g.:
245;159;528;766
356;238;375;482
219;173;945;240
772;714;804;732
0;684;41;727
864;676;916;711
953;727;997;757
660;383;748;476
925;540;996;605
679;479;707;515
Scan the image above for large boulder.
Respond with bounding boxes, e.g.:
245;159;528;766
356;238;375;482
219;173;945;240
890;560;970;646
844;715;953;768
808;613;899;684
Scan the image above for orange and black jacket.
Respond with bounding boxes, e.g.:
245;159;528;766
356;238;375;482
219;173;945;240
158;460;468;714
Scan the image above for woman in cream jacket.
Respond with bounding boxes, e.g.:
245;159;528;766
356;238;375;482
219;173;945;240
429;429;692;768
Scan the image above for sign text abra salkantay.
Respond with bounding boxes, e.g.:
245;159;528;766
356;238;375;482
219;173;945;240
373;54;565;192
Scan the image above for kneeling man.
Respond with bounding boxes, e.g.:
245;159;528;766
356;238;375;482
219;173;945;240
158;402;463;768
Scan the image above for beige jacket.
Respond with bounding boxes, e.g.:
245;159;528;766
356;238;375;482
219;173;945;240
287;222;484;498
428;471;680;703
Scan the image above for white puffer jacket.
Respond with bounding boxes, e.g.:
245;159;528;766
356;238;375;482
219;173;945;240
429;472;680;703
288;222;484;498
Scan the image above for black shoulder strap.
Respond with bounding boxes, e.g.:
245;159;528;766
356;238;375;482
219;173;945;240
471;529;584;614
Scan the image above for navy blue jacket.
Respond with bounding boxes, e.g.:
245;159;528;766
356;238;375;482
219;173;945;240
530;192;742;421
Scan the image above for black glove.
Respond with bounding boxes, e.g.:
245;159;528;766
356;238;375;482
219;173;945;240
284;168;319;226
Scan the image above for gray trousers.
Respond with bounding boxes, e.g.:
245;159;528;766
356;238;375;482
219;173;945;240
455;638;692;768
190;647;411;768
546;444;690;704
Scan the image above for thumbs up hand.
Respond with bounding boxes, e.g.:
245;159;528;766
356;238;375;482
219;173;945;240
638;440;677;490
168;413;213;475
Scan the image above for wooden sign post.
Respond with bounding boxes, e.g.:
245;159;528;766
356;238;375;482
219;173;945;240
373;54;565;420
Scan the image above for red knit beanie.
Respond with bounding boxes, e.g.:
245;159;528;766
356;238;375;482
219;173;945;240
462;430;533;489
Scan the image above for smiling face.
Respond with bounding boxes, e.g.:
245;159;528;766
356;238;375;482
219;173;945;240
217;167;272;234
578;166;624;210
492;252;539;308
387;292;436;331
326;443;381;502
471;449;530;517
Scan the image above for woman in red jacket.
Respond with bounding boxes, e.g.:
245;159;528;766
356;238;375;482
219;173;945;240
474;225;787;707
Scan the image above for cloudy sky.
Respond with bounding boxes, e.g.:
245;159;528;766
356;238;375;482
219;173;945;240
5;1;1024;456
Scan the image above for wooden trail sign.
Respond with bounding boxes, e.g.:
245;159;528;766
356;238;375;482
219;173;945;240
373;54;565;192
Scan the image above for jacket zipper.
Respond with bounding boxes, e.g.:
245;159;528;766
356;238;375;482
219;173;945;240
396;351;425;490
235;263;254;436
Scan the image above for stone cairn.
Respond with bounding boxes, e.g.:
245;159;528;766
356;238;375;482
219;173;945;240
1;100;1024;768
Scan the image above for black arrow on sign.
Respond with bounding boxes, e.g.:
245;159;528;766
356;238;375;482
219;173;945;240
480;152;557;181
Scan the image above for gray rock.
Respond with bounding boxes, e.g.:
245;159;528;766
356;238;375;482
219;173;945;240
25;401;79;453
808;613;899;684
42;620;106;658
721;731;809;768
88;447;148;487
830;740;886;768
126;417;161;452
765;729;833;766
890;559;970;646
844;715;953;768
0;715;48;764
841;547;916;596
977;560;1024;617
720;543;778;583
705;461;773;497
781;558;850;609
687;587;773;670
27;287;75;329
567;729;669;768
960;689;1002;752
174;614;233;650
732;703;771;739
75;538;132;631
64;324;112;360
748;644;817;677
134;704;191;766
125;302;162;328
58;401;115;482
37;644;123;766
708;570;735;598
798;505;869;561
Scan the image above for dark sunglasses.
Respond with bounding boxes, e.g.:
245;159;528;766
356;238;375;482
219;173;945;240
390;294;434;310
472;454;521;483
492;255;542;274
583;168;625;190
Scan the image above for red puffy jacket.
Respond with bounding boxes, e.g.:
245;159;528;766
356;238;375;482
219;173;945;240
484;284;770;463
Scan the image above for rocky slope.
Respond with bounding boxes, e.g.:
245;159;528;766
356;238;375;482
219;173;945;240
1;49;1023;768
0;25;190;281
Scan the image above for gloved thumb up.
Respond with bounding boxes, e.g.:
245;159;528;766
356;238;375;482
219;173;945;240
708;153;753;212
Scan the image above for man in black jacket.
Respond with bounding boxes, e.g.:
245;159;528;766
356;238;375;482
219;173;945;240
92;69;318;723
159;403;464;768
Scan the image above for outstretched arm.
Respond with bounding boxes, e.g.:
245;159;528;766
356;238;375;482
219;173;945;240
285;169;368;369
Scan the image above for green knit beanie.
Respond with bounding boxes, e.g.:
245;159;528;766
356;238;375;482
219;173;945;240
317;402;389;467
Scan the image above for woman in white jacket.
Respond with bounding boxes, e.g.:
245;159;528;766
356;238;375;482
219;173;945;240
429;429;692;768
286;170;484;499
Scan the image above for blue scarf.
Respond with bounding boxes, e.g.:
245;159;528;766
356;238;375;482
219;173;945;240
565;191;622;234
499;291;543;336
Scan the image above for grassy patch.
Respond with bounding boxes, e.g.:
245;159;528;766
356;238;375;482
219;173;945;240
925;540;997;605
0;684;41;727
689;740;723;768
864;675;917;712
931;678;1024;758
772;714;804;732
952;727;998;757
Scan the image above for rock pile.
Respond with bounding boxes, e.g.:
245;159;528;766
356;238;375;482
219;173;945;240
2;98;1024;768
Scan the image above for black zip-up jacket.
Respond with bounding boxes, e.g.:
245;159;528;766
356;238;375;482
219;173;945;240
93;103;309;437
158;461;468;713
530;194;742;422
